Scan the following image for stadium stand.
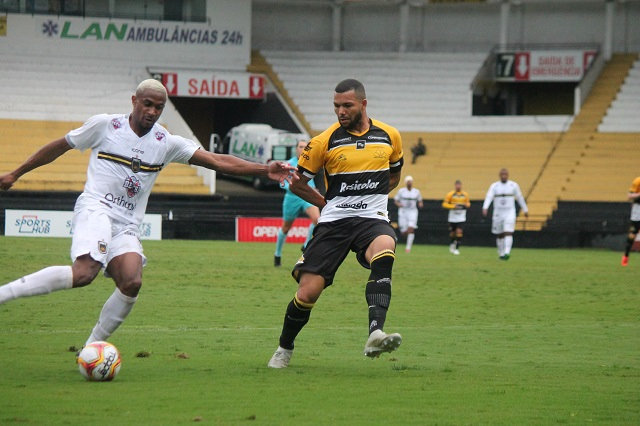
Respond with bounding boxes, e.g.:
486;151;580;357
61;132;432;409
527;54;639;220
599;57;640;132
0;54;208;194
260;50;573;134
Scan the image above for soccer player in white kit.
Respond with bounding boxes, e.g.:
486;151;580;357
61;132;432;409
394;175;423;253
482;168;528;260
0;79;294;348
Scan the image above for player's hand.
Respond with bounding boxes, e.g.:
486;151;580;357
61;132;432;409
455;204;466;210
268;161;297;185
0;173;17;191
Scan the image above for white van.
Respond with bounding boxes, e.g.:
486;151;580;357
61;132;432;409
211;124;308;189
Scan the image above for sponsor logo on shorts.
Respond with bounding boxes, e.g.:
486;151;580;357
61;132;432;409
98;239;108;254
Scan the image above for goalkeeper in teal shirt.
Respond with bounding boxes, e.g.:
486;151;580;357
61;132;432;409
274;140;321;267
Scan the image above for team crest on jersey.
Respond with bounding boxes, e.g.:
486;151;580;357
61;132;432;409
155;131;166;142
131;158;141;173
374;149;388;159
123;175;141;197
98;239;108;254
356;140;366;149
111;118;122;129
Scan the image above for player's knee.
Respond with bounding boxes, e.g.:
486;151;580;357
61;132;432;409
117;277;142;297
71;260;101;288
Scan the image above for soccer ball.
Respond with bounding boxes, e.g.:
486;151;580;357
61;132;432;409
77;341;122;381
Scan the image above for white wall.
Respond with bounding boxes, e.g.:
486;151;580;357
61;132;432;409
0;0;252;70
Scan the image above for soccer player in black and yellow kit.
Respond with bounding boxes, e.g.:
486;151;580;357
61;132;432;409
621;176;640;266
268;79;404;368
442;180;471;255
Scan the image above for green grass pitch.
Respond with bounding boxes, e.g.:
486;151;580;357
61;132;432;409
0;236;638;425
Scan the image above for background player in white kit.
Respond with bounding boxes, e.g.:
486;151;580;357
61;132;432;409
0;79;294;348
394;175;423;253
482;168;528;260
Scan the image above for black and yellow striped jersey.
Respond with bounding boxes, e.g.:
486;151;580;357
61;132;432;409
298;119;403;223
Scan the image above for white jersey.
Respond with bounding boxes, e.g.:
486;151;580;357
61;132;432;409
394;187;423;212
66;114;199;226
482;179;528;220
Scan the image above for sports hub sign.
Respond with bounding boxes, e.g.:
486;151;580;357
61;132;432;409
4;210;162;240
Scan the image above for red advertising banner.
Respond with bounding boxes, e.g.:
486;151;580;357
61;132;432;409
235;217;313;243
496;50;597;82
157;70;265;99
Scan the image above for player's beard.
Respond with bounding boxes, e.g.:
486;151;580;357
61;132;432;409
339;109;363;131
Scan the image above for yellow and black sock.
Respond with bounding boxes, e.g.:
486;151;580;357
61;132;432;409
279;294;314;350
366;250;395;334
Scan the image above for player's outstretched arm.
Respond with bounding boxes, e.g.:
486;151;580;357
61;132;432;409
290;171;326;209
0;137;72;191
188;149;295;185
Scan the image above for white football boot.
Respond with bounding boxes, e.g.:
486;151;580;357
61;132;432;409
364;329;402;358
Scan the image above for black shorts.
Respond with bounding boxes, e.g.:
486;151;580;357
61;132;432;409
629;221;640;234
448;222;465;233
292;217;397;287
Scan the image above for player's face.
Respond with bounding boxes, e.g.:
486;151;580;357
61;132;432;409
500;169;509;182
130;89;166;136
455;182;462;191
334;90;365;131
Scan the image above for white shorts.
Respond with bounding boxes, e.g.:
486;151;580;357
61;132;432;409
491;217;516;234
397;208;419;233
70;209;146;274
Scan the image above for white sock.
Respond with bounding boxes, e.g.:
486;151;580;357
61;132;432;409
0;266;73;304
496;238;504;256
85;288;137;345
504;235;513;254
406;233;415;251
